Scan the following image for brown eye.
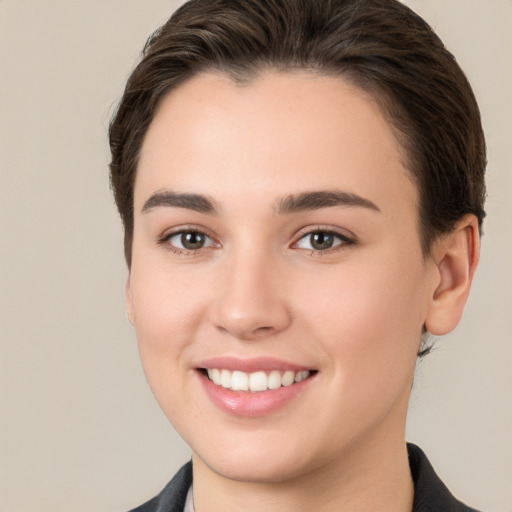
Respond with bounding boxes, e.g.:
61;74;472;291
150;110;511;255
310;232;335;250
181;231;206;250
164;230;215;252
295;230;353;252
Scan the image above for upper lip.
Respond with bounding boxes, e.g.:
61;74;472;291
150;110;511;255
196;356;314;373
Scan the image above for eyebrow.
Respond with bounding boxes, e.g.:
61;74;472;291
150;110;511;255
274;190;380;214
141;191;218;214
141;189;380;216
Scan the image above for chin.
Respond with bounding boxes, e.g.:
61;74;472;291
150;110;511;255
186;424;336;485
196;449;315;484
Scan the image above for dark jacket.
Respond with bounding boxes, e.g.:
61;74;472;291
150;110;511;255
129;444;481;512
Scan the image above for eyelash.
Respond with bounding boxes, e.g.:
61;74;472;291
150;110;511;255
157;226;356;256
291;226;356;255
157;226;218;256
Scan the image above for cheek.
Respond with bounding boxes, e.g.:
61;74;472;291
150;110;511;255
298;261;427;445
297;252;428;391
128;262;213;395
131;254;211;337
304;255;425;322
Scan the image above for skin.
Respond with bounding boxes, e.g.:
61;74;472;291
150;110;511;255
126;71;479;512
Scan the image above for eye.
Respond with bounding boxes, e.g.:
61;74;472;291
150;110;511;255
294;230;353;252
162;230;216;252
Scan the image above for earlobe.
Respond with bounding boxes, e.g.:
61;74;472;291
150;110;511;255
424;215;480;336
125;276;135;326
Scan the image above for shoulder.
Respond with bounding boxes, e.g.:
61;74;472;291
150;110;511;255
408;444;482;512
127;461;193;512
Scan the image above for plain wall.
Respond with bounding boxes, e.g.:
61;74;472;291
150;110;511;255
0;1;510;511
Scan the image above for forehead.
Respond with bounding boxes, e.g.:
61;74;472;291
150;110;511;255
136;71;417;216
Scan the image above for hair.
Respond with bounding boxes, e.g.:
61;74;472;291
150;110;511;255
109;0;486;271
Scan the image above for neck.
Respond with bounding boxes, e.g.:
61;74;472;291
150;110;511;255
192;433;414;512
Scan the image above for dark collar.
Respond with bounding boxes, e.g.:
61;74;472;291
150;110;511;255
128;462;192;512
130;445;480;512
408;443;480;512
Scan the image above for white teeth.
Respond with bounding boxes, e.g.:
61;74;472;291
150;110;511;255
207;368;222;385
268;370;282;389
249;371;268;392
205;368;311;392
295;370;309;383
231;371;249;391
281;370;295;387
221;369;231;388
211;368;221;385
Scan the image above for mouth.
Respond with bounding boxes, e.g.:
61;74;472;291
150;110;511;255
199;368;314;393
195;357;317;416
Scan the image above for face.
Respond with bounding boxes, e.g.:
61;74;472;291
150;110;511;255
127;71;439;483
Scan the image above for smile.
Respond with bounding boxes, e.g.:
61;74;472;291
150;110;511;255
204;368;311;392
196;358;317;416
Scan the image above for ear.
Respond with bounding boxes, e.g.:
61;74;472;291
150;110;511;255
424;214;480;336
125;275;135;326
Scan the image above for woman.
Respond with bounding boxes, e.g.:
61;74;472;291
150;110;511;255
109;0;486;510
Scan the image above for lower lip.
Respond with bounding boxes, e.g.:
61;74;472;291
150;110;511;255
198;372;313;417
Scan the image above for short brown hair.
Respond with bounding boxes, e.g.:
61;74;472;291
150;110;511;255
109;0;486;267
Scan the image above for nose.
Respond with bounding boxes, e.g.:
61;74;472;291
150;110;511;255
210;250;292;341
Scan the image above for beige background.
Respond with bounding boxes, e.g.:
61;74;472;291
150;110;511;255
0;1;510;511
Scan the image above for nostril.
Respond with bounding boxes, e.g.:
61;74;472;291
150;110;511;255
255;326;275;333
215;322;281;341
